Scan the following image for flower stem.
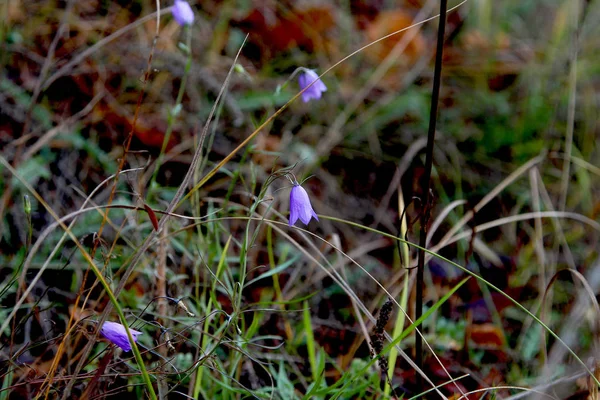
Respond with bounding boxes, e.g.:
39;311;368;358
415;0;447;394
150;26;193;187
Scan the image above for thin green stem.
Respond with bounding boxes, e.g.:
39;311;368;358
150;26;193;188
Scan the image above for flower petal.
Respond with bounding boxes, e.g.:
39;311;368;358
298;69;326;103
101;321;142;352
289;184;318;226
172;0;194;26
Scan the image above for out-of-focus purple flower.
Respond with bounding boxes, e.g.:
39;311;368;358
172;0;194;26
100;321;142;352
289;184;319;226
298;69;327;103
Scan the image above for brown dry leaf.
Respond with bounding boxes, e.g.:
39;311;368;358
126;279;147;298
469;323;505;347
100;102;175;149
364;10;427;69
445;29;529;91
575;360;600;399
235;6;336;59
252;134;281;169
68;304;94;322
461;30;510;51
28;358;55;377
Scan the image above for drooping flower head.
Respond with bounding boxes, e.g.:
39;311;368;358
172;0;194;26
298;69;327;103
100;321;142;352
289;183;319;226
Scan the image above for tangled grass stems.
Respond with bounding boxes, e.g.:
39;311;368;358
178;0;469;207
0;157;157;399
6;0;595;396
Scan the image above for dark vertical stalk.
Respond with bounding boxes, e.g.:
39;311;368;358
415;0;448;394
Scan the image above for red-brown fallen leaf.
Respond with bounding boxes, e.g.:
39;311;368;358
234;6;335;57
122;114;174;149
350;0;385;30
364;10;427;68
469;323;505;347
99;103;176;149
122;280;146;299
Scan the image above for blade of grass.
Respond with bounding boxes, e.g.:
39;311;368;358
303;300;318;382
331;277;470;399
385;191;411;396
193;235;232;399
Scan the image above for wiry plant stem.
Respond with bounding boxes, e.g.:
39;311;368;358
156;228;169;399
558;0;580;213
415;0;447;393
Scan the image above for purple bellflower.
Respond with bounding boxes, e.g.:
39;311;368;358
172;0;194;26
298;69;327;103
289;184;319;226
100;321;142;352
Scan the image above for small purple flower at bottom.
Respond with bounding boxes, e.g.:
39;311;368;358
298;69;327;103
100;321;142;352
172;0;194;26
289;184;319;226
